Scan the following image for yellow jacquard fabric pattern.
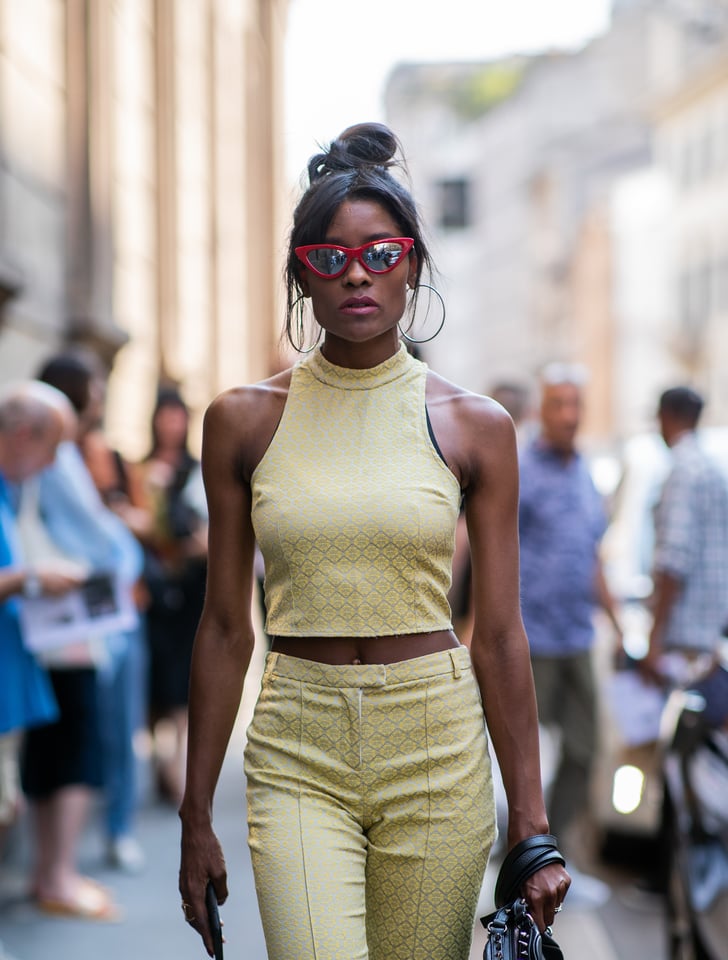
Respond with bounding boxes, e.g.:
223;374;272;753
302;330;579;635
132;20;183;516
244;647;496;960
251;345;461;637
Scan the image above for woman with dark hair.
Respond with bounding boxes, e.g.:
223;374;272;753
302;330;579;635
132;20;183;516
34;353;150;874
141;388;208;806
179;123;569;959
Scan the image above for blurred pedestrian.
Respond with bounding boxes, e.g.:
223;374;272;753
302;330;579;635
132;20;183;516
37;351;150;874
518;361;621;905
140;387;207;807
178;122;569;960
490;380;535;447
15;353;143;920
0;382;81;856
81;372;153;547
644;386;728;685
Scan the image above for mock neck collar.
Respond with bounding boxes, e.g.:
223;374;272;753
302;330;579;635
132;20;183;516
305;343;415;390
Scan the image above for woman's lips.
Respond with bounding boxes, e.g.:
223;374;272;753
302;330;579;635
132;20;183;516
339;297;378;315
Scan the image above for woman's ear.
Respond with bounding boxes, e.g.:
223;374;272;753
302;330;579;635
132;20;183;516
407;253;419;290
298;267;311;298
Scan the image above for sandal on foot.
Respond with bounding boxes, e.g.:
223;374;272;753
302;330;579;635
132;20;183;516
36;879;122;922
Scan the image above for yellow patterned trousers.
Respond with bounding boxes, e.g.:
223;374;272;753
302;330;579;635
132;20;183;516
244;646;496;960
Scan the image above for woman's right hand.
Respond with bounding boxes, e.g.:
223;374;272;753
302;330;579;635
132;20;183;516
179;820;228;958
37;568;86;597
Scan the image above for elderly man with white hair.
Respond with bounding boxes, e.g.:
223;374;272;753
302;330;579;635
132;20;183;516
0;381;82;854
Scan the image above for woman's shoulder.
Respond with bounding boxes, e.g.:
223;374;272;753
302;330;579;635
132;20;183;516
425;369;514;434
205;368;293;428
201;368;294;480
425;369;517;491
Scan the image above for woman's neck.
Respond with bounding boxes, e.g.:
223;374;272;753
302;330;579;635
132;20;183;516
320;330;401;370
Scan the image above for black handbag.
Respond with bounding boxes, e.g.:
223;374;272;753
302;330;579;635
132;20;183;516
481;835;566;960
482;899;563;960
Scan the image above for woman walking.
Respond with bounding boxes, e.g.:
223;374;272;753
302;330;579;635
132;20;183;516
179;122;569;960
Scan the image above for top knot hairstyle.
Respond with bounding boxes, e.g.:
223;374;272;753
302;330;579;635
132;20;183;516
285;123;434;351
306;122;400;181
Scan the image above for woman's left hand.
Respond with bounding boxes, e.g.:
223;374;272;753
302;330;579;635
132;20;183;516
521;862;571;932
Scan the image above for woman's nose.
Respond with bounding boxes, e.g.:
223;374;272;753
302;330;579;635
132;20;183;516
342;258;370;284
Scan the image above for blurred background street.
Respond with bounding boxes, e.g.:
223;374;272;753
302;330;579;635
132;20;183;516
2;2;728;958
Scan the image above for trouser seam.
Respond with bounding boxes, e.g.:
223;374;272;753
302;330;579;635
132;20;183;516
411;681;432;952
295;682;319;958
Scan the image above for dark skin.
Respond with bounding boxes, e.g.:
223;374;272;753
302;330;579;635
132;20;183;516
179;200;570;955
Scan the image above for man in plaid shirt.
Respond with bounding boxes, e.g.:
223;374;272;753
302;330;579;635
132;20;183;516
645;387;728;683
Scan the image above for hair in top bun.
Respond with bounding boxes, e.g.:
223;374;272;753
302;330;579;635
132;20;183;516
285;122;435;351
307;123;400;182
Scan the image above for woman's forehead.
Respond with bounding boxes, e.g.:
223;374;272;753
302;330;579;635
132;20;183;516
325;199;399;238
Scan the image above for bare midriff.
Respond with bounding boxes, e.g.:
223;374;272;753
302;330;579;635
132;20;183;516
269;629;461;665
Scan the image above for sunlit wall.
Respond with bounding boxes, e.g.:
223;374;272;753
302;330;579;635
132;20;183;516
0;0;288;458
0;0;67;373
106;0;289;457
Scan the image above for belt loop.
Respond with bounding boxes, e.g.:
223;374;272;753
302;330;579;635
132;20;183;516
263;652;278;683
449;649;461;679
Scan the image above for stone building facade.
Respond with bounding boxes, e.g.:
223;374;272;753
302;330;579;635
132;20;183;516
653;49;728;422
384;1;728;448
0;0;288;456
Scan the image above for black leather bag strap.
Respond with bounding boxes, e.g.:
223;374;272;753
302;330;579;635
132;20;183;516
495;834;566;908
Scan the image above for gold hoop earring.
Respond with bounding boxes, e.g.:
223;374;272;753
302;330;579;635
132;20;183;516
399;283;446;344
288;295;322;354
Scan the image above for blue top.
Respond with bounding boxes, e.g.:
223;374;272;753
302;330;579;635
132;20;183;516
518;438;607;656
36;442;144;661
38;442;143;585
0;475;58;735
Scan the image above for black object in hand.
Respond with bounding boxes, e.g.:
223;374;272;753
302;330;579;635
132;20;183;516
205;882;223;960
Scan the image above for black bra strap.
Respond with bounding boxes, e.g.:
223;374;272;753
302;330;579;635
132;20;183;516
425;405;447;465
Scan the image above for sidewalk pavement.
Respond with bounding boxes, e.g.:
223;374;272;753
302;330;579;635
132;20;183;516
0;635;666;960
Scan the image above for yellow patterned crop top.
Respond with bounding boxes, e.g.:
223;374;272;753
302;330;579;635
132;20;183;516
250;343;462;637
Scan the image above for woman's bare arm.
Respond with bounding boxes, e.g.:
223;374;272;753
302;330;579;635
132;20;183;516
428;376;569;928
178;377;287;954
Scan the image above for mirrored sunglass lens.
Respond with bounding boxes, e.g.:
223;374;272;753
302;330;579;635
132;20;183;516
362;242;406;272
306;247;348;275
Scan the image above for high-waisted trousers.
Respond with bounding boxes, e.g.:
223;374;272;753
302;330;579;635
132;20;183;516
244;646;496;960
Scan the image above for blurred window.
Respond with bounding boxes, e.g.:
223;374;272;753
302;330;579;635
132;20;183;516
0;262;22;331
437;178;470;230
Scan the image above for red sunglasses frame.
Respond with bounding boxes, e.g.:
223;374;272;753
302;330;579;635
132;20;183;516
294;237;415;279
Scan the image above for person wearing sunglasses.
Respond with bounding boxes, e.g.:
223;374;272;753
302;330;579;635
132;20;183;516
178;122;570;960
